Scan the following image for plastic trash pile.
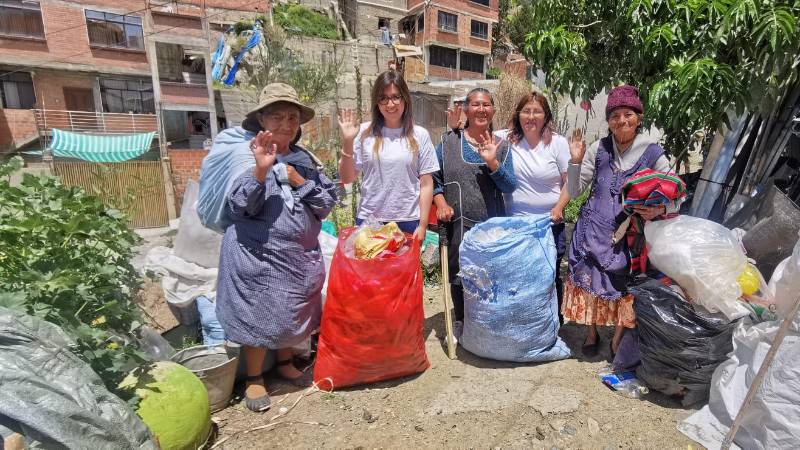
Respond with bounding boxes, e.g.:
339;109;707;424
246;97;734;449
645;215;775;320
679;234;800;449
600;215;783;407
344;220;410;260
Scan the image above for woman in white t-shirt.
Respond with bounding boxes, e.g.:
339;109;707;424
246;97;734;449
498;91;571;319
337;70;439;239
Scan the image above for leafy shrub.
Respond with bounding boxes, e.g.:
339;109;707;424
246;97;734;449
564;187;590;223
0;157;147;394
273;4;340;40
486;67;502;79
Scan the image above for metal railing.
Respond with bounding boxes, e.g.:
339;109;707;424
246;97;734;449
32;109;161;155
33;109;159;135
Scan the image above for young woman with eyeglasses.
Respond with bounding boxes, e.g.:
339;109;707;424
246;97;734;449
337;70;439;240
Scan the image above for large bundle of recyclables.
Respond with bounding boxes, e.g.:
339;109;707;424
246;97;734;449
458;216;570;362
644;215;774;321
679;234;800;450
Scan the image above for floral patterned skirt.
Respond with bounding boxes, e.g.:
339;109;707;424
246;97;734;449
561;279;636;328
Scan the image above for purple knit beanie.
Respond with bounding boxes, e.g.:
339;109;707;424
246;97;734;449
606;85;643;119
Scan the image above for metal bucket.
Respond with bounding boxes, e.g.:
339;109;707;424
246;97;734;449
171;343;239;412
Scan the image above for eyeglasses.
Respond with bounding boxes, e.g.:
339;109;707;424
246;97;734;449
520;109;545;117
378;95;404;105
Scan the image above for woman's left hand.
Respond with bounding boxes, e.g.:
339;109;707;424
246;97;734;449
550;206;564;224
286;166;306;188
412;225;427;242
632;204;665;221
476;130;499;166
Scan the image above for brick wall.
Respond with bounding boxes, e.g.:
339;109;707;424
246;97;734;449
492;54;529;79
168;148;208;210
151;11;205;39
160;83;210;106
425;5;493;54
428;64;484;80
0;110;39;153
33;71;95;110
0;1;150;76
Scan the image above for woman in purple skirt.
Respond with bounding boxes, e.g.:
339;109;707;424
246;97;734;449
563;85;678;357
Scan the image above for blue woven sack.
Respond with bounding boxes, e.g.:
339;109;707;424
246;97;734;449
459;216;571;362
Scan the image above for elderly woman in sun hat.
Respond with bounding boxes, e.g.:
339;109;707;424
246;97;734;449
208;83;337;412
563;85;678;358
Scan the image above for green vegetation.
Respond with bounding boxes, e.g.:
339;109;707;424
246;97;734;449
0;157;147;395
248;24;341;107
564;187;590;223
273;4;340;40
486;67;502;79
508;0;800;154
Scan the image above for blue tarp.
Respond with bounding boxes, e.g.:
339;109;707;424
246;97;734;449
223;24;261;86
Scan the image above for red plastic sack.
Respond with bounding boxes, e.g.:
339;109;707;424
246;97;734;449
314;227;429;390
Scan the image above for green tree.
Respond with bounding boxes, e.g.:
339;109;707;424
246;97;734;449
509;0;800;153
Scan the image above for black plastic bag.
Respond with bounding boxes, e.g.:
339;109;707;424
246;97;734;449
631;278;739;406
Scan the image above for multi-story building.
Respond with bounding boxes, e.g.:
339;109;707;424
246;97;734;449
399;0;499;81
0;0;265;224
0;0;266;156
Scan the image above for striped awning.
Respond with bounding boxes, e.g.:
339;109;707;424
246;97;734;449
50;128;156;162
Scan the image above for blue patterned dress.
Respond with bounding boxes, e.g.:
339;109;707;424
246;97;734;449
215;146;337;349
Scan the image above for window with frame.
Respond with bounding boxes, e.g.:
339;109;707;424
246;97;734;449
0;0;45;39
437;11;457;33
100;78;154;114
471;20;488;39
460;51;485;73
470;0;490;6
429;45;457;69
0;72;36;109
86;10;144;50
417;14;424;32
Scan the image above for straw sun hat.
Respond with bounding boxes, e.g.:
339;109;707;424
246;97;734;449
241;83;315;132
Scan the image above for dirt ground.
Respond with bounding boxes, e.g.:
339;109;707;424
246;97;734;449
132;226;699;449
210;284;697;449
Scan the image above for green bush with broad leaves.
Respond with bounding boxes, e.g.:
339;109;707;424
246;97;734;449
0;157;147;396
507;0;800;154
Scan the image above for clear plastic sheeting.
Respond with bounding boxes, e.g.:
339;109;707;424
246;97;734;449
645;216;751;320
0;307;157;449
458;216;570;362
767;234;800;319
319;230;338;305
680;235;800;450
173;180;223;269
631;278;739;406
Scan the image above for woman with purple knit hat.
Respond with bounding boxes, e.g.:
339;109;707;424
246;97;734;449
564;85;677;357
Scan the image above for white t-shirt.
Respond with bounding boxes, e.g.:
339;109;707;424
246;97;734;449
495;129;570;215
354;123;439;222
